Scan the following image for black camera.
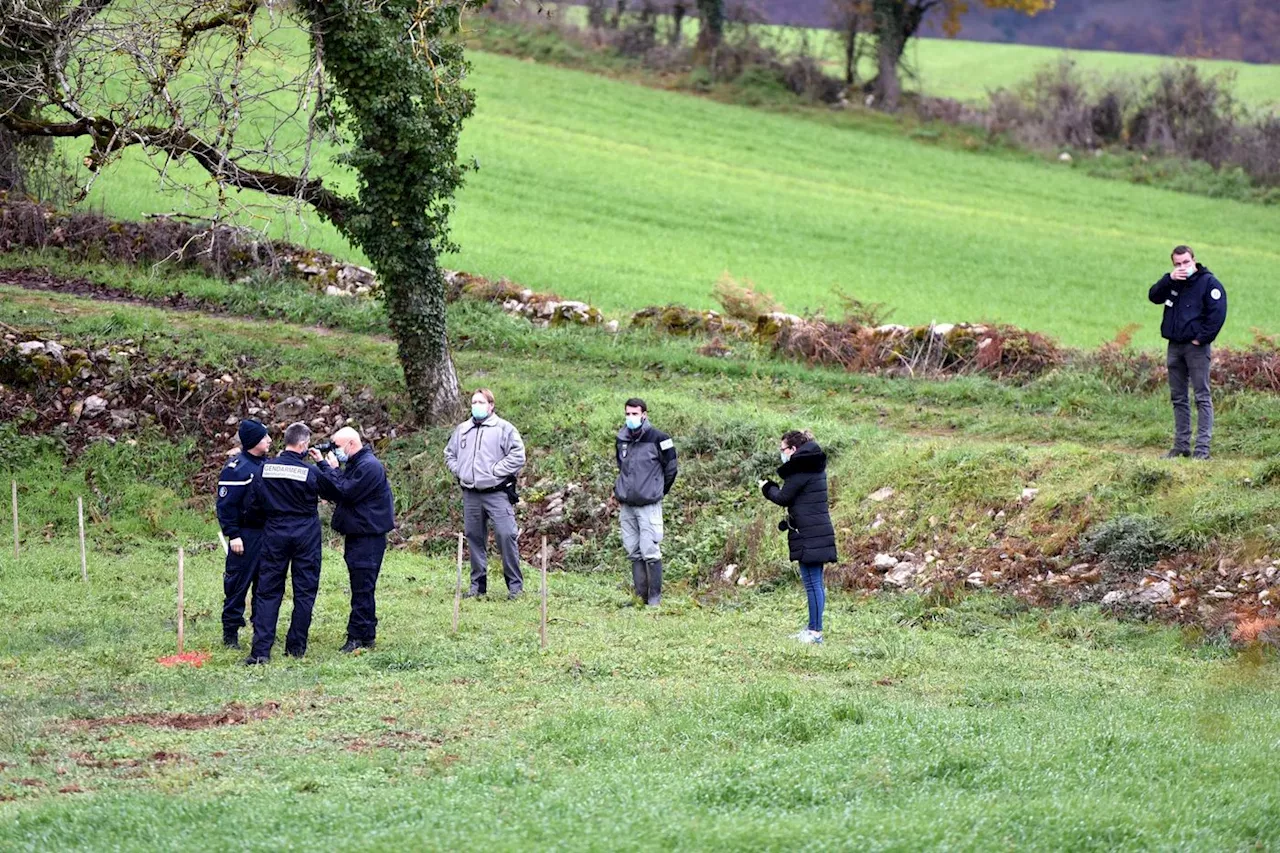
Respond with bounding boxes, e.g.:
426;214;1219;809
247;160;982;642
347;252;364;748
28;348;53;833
313;440;336;455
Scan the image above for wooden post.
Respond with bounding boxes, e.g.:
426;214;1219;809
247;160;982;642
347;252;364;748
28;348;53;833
540;536;548;650
177;546;185;654
10;481;17;561
77;497;88;583
452;532;463;634
217;531;229;555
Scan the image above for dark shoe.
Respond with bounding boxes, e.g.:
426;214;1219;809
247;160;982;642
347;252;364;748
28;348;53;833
1192;452;1211;460
645;559;663;607
223;632;241;650
340;639;374;653
507;590;523;600
631;560;649;602
243;655;269;666
462;587;485;599
1160;449;1191;459
284;648;305;659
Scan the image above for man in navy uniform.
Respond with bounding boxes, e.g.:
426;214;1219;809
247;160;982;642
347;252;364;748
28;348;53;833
215;419;271;649
245;421;323;665
311;427;395;653
1149;245;1228;460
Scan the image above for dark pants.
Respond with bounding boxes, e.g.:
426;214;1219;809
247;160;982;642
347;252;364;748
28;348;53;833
250;520;322;659
344;534;386;644
1167;342;1213;455
462;489;522;594
221;527;264;635
799;562;826;633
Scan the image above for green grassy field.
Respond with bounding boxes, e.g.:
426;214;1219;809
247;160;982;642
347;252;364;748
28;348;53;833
2;266;1280;847
59;19;1280;349
2;546;1277;850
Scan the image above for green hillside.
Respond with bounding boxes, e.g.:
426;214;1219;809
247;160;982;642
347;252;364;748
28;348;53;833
75;49;1280;348
1;272;1279;847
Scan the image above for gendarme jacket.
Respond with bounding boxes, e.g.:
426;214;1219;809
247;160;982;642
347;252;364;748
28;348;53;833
444;414;527;491
1148;263;1228;345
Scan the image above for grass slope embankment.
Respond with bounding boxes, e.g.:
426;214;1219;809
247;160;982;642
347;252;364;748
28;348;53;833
65;45;1280;348
1;263;1279;847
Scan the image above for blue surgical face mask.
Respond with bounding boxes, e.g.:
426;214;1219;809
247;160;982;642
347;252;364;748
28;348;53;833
625;415;643;430
334;448;349;464
472;404;489;420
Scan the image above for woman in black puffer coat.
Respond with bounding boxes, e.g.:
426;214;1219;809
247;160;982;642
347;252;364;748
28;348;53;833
758;430;837;644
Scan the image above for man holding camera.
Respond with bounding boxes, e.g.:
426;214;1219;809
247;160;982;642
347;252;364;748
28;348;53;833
445;388;527;599
311;427;395;653
244;421;323;664
1149;245;1228;460
614;398;678;607
215;419;271;649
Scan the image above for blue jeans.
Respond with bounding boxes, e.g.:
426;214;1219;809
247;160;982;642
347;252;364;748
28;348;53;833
799;562;825;633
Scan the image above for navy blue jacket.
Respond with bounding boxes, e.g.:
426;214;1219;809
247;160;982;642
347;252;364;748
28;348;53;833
315;447;395;536
1149;264;1228;345
761;441;838;566
247;449;320;528
215;451;266;539
615;423;678;506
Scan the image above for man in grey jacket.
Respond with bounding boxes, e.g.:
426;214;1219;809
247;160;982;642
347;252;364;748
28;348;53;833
614;398;678;607
445;388;527;598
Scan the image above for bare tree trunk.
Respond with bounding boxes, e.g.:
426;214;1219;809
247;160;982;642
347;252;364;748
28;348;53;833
695;0;723;52
874;28;902;110
843;21;858;85
670;0;686;45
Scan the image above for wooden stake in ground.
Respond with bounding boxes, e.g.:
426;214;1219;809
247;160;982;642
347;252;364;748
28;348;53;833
177;546;185;654
77;496;88;583
540;536;549;651
10;480;17;561
452;532;464;634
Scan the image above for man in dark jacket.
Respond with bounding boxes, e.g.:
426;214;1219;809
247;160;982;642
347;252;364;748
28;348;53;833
244;421;323;664
1148;245;1228;460
215;419;271;649
312;427;395;652
759;431;837;644
614;398;678;607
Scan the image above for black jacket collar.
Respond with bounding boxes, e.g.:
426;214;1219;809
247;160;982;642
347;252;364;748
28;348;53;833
778;441;827;476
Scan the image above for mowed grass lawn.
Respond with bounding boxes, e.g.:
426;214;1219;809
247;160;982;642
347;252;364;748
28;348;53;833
1;545;1278;850
73;47;1280;347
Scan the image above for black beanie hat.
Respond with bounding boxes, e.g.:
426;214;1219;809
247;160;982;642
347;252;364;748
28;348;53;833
238;419;268;450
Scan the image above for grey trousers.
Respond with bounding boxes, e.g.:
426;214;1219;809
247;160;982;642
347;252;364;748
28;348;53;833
462;489;522;593
620;501;664;562
1167;341;1213;455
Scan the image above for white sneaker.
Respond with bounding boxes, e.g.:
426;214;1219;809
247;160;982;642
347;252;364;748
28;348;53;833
790;630;812;641
798;631;824;644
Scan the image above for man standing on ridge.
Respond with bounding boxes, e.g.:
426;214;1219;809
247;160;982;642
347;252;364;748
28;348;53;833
445;389;527;599
216;419;271;650
614;397;678;607
1149;245;1228;460
245;421;324;664
312;426;395;653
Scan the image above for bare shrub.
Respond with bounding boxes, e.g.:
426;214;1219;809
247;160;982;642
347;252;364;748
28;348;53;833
712;272;782;319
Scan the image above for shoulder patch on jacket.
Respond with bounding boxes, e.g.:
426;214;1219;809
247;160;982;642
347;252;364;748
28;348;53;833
1211;288;1222;300
659;438;674;451
263;463;309;482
